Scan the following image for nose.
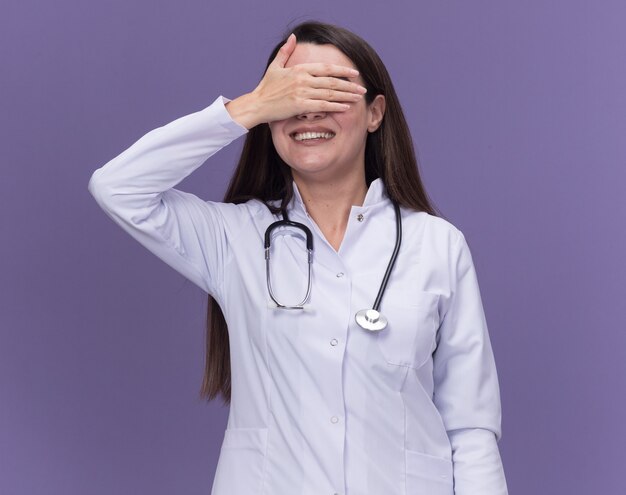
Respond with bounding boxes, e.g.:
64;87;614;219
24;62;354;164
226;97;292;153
296;110;327;121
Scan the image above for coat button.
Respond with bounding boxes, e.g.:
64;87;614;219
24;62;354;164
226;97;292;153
336;272;344;278
356;213;364;222
330;338;338;346
330;416;339;424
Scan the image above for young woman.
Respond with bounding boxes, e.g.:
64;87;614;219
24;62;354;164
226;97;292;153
88;20;508;495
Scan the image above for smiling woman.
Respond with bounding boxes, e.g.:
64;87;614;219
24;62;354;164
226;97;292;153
87;20;508;495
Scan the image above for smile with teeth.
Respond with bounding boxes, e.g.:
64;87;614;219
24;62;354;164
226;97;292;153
292;131;336;141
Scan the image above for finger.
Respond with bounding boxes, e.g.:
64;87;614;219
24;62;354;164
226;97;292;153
270;33;297;69
304;87;364;103
308;76;367;95
301;101;352;113
295;62;359;78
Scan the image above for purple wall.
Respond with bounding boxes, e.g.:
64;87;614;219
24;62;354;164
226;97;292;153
2;1;624;493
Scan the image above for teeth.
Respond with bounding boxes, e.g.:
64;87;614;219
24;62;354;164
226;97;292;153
293;131;335;141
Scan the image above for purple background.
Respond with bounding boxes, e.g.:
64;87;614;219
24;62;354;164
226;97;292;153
1;1;624;493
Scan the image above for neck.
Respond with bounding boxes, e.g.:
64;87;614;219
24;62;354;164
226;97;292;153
292;169;368;251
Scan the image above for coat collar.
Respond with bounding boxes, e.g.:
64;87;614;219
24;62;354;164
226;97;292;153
289;178;389;217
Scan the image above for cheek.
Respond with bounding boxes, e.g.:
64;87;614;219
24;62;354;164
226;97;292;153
337;116;369;147
269;125;287;149
268;123;280;140
268;127;293;165
336;108;368;133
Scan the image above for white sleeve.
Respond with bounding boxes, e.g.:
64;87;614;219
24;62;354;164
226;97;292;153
432;231;508;494
87;95;249;297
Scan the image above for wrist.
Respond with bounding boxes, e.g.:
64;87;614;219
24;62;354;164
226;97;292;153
225;93;262;130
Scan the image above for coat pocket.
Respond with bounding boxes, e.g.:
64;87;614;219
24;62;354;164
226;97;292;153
375;290;440;369
211;427;268;495
405;450;454;494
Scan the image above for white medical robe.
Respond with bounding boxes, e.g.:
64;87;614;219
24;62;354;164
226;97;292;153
87;95;509;495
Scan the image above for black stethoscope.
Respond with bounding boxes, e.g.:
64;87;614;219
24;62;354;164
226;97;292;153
264;201;402;332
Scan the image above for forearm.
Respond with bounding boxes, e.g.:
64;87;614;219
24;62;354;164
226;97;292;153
88;95;248;210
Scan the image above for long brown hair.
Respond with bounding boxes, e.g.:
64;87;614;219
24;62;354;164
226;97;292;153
199;20;443;404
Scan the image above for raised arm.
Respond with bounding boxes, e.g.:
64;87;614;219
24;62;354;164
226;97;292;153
87;96;249;296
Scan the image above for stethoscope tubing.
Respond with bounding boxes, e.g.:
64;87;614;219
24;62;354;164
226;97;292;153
371;201;402;312
264;200;403;327
265;210;314;309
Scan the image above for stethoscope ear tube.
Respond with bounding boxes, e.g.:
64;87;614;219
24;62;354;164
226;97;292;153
264;208;313;251
265;208;314;309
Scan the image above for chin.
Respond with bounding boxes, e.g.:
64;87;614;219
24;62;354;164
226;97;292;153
289;161;335;178
283;153;333;172
291;164;330;176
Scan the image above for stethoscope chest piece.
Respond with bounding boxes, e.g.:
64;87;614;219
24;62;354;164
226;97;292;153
355;308;388;331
